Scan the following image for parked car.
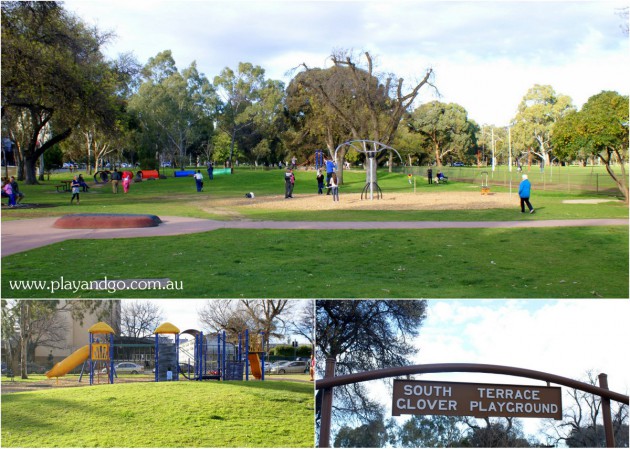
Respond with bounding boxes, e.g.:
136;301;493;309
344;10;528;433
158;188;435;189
103;362;144;374
264;361;289;373
452;161;465;167
270;360;309;374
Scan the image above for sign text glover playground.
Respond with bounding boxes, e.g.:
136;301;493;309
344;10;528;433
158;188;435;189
392;380;562;419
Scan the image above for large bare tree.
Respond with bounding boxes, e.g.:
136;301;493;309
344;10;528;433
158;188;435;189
288;51;434;182
120;300;164;339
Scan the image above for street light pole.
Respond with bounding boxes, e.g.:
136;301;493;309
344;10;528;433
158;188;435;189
507;126;512;173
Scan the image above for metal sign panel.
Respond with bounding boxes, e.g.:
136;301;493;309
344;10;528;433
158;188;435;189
392;379;562;419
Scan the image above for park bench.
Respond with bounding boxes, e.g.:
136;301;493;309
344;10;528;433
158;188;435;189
55;184;66;192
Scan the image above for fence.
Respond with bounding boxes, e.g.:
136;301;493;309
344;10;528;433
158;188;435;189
397;165;627;197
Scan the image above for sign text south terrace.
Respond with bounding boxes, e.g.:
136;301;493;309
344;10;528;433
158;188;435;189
392;379;562;419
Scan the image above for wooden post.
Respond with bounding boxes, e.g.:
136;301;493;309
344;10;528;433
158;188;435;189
599;373;615;448
318;358;336;448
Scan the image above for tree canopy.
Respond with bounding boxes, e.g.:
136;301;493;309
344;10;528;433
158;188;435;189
552;90;629;202
316;300;427;426
1;1;117;183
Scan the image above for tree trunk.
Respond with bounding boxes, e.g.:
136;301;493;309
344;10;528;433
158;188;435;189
19;301;29;379
23;155;40;185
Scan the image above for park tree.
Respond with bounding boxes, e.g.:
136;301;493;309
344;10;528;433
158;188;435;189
1;1;116;183
406;101;478;166
552;91;629;203
393;415;464;448
287;50;434;182
334;413;390;448
1;300;118;379
120;300;164;339
461;417;532;447
541;370;629;447
129;51;218;169
213;62;285;166
511;84;575;169
240;300;293;349
289;301;315;347
198;300;293;349
391;121;433;166
316;300;427;432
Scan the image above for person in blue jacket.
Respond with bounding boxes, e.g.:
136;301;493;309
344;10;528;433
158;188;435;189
519;174;535;214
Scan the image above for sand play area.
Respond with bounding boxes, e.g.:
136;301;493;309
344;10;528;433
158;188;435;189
207;190;517;212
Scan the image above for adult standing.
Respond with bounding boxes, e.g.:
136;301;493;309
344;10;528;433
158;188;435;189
284;168;295;199
427;167;433;184
111;168;121;193
518;174;535;214
194;170;204;192
330;172;339;202
9;176;24;204
70;176;81;204
325;157;336;195
291;156;297;169
207;161;214;180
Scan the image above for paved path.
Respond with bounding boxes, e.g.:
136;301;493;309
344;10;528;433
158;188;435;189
1;216;627;257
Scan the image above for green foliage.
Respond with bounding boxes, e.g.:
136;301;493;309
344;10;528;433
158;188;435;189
407;101;478;166
1;1;117;183
334;415;389;448
43;145;63;170
0;381;314;447
552;91;629;202
270;344;311;357
511;84;575;166
129;51;218;167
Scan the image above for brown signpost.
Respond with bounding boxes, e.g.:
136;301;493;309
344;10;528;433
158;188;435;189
392;379;562;419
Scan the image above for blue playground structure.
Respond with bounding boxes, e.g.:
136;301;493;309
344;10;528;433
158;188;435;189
153;323;265;382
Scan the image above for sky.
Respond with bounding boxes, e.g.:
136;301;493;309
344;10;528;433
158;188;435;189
122;299;312;344
63;0;629;127
365;299;630;443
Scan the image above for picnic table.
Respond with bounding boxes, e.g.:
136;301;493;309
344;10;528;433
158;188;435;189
55;180;72;192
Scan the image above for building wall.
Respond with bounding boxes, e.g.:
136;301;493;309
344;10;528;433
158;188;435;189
34;300;121;364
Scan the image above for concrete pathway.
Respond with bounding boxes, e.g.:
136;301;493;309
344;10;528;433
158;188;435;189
1;216;628;257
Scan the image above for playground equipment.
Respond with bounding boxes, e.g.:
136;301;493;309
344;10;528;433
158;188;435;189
153;324;265;382
45;321;115;385
154;322;180;382
334;140;404;200
480;171;490;195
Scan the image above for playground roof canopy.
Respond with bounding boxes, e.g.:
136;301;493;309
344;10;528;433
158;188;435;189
154;322;180;334
88;322;115;334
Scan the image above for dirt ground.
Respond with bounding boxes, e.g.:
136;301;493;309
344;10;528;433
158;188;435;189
1;375;150;394
206;189;517;213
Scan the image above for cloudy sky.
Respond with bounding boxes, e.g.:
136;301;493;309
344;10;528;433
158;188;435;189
123;299;312;343
64;0;628;126
369;299;630;442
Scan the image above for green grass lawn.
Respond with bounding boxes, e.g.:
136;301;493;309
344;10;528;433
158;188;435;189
3;226;627;298
2;168;627;221
2;168;627;298
1;380;314;447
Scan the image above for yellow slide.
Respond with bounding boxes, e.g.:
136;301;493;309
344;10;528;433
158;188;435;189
45;345;89;378
248;353;263;380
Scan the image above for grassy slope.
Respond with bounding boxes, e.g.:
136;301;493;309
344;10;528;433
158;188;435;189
1;381;314;448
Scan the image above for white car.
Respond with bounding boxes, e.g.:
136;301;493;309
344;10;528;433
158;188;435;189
102;362;144;374
270;361;309;374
